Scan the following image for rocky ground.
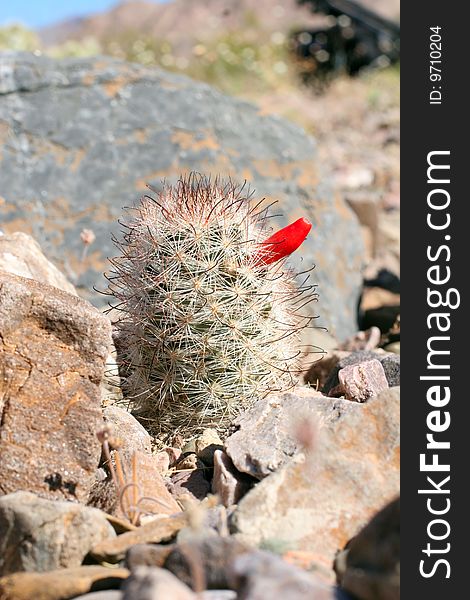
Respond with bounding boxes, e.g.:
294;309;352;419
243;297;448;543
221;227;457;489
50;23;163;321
0;227;399;599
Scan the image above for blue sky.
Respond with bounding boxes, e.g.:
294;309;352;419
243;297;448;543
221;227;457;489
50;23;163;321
0;0;166;30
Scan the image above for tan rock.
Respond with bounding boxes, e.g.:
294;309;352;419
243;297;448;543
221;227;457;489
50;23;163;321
0;491;116;576
0;566;129;600
103;405;152;455
0;231;77;295
231;388;400;565
0;273;112;502
117;450;182;520
91;513;188;563
0;231;121;406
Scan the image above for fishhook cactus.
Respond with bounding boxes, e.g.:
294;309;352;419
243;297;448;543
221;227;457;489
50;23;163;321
107;173;316;437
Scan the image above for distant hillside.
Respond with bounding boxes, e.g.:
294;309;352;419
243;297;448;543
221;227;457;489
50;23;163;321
39;0;399;51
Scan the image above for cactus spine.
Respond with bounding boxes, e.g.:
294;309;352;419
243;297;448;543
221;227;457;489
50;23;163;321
108;173;315;437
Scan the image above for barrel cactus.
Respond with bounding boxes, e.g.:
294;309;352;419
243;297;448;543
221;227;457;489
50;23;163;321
107;173;316;438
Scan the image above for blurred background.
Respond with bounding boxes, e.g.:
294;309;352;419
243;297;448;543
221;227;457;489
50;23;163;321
0;0;399;344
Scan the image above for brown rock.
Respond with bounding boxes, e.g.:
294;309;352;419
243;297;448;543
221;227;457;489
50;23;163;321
212;450;254;507
0;231;120;406
336;359;389;402
0;231;77;295
121;566;195;600
345;191;380;257
384;342;400;354
91;513;188;563
0;566;129;600
0;273;112;502
298;328;337;375
0;491;115;576
282;550;336;584
231;388;400;566
334;498;400;600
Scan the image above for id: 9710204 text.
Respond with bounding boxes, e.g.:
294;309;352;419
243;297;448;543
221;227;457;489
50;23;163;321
429;26;443;105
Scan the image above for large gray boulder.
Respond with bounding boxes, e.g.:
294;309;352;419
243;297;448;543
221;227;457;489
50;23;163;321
0;52;364;338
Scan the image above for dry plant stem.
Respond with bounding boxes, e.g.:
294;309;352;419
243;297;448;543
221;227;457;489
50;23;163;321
102;439;119;490
118;482;141;524
132;452;138;524
179;542;206;595
114;451;128;513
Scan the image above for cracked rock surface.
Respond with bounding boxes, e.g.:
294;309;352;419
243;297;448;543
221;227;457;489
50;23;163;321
0;272;112;502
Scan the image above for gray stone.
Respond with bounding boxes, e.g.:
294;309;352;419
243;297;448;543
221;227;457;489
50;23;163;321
334;497;400;600
0;52;364;339
224;389;326;480
228;550;345;599
380;354;400;387
164;536;250;590
323;350;399;394
230;388;400;566
121;566;196;600
212;450;254;507
0;272;112;502
0;491;116;576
